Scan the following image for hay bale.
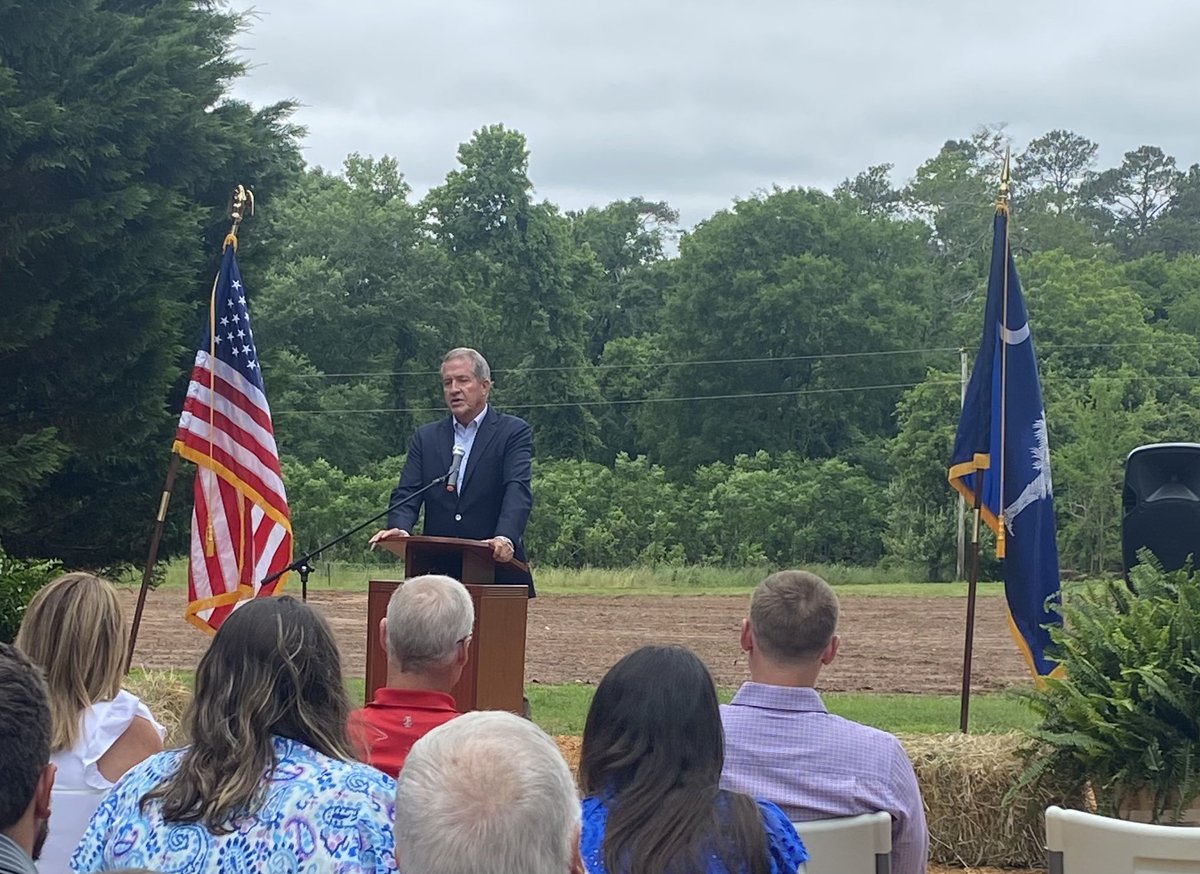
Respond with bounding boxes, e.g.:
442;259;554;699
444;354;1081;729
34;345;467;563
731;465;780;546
125;671;192;747
555;734;582;775
903;732;1078;869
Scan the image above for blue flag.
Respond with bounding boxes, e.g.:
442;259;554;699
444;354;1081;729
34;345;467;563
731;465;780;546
949;206;1062;678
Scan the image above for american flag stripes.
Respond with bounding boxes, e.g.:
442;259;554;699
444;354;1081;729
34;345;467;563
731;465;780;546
173;242;292;633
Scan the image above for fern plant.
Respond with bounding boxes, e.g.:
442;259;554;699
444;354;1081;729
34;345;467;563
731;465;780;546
1014;555;1200;823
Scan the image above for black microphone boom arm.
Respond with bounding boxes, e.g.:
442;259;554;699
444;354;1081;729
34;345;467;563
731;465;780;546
260;472;450;597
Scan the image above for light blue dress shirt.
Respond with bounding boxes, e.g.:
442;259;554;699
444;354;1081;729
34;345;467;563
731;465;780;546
452;405;488;496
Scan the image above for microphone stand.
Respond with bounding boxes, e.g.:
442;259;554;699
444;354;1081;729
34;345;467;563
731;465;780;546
261;473;450;601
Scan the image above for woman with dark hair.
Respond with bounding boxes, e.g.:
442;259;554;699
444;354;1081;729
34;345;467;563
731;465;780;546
70;597;396;873
579;645;807;874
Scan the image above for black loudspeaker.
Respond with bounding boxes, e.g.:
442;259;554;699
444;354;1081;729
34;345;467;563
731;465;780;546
1123;443;1200;576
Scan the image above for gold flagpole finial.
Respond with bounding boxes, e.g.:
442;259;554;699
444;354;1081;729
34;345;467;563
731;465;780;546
997;149;1011;213
225;185;255;250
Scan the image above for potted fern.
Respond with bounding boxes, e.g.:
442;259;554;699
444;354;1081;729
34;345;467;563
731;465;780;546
1015;557;1200;824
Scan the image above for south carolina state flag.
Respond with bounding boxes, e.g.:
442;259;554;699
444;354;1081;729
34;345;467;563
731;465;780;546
949;205;1062;678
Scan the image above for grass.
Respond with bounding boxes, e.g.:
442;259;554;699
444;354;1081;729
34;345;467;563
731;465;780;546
139;670;1034;738
127;564;1029;740
142;560;1007;599
529;684;1035;736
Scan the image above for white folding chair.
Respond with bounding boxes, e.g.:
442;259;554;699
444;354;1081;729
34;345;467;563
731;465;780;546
792;811;892;874
1046;804;1200;873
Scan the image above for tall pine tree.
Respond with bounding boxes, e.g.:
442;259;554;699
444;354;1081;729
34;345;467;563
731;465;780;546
0;0;302;565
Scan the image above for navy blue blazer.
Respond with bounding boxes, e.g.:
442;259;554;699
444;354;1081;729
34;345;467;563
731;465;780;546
387;408;534;593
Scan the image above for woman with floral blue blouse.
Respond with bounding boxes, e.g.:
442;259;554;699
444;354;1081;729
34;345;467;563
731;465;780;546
71;597;396;873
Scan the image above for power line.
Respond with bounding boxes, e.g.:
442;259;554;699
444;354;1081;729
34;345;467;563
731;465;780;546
272;382;929;416
303;347;960;379
278;342;1189;380
271;371;1200;417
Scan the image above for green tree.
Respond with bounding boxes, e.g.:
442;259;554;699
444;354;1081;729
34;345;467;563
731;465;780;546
1087;145;1182;254
262;351;393;473
568;197;678;360
592;334;666;463
903;127;1006;281
1016;130;1098;216
0;0;302;565
645;186;940;470
884;370;963;580
693;452;886;566
250;156;457;468
281;456;405;559
1121;253;1200;326
526;454;689;567
1020;251;1200;411
423;125;602;459
1051;377;1162;575
1013;130;1100;256
834;163;901;218
1141;164;1200;256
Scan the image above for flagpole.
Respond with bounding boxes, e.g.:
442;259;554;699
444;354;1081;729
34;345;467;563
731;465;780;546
997;151;1011;557
959;474;985;732
126;186;255;673
958;158;1013;731
126;454;181;672
957;347;968;580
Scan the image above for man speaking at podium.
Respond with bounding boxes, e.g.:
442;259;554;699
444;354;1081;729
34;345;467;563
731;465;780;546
369;348;534;593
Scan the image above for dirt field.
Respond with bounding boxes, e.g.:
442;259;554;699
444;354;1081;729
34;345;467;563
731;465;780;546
124;588;1030;692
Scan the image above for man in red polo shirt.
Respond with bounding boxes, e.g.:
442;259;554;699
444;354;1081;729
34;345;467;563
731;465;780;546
349;574;474;777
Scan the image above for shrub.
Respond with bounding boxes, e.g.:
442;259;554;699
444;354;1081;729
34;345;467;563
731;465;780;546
0;542;60;642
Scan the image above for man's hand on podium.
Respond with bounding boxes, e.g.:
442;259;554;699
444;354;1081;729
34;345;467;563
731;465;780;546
368;528;410;550
487;535;514;563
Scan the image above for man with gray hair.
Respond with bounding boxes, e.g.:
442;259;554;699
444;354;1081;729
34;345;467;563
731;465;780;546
349;574;475;778
370;347;535;593
394;710;584;874
720;570;928;874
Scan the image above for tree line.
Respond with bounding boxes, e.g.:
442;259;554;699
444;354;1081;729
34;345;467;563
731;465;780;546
4;3;1200;578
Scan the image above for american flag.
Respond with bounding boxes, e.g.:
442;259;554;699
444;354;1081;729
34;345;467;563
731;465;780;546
172;242;292;633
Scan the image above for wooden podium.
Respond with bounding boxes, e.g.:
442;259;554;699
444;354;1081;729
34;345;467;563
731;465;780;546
367;536;528;714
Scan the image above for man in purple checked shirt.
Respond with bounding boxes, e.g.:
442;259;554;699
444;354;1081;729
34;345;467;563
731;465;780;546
719;570;929;874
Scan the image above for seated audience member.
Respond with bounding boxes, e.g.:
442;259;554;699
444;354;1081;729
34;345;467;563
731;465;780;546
0;643;55;874
71;596;397;873
349;574;473;777
720;570;928;874
580;645;807;874
394;710;583;874
15;573;165;873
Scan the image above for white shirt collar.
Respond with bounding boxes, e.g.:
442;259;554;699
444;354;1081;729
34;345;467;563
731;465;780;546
453;404;488;434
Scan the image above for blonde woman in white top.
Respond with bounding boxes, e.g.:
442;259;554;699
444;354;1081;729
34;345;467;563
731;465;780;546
15;572;164;872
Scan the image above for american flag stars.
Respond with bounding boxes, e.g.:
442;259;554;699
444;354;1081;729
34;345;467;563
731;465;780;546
204;268;264;378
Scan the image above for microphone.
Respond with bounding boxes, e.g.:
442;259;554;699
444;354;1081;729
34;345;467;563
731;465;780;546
446;444;465;493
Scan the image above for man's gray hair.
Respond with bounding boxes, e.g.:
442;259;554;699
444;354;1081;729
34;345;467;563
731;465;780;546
386;575;475;673
395;710;581;874
442;347;491;382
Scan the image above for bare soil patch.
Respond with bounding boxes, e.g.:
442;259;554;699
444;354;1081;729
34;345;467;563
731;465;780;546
124;589;1029;693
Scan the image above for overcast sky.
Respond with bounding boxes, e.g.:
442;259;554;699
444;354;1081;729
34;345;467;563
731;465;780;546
226;0;1200;228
